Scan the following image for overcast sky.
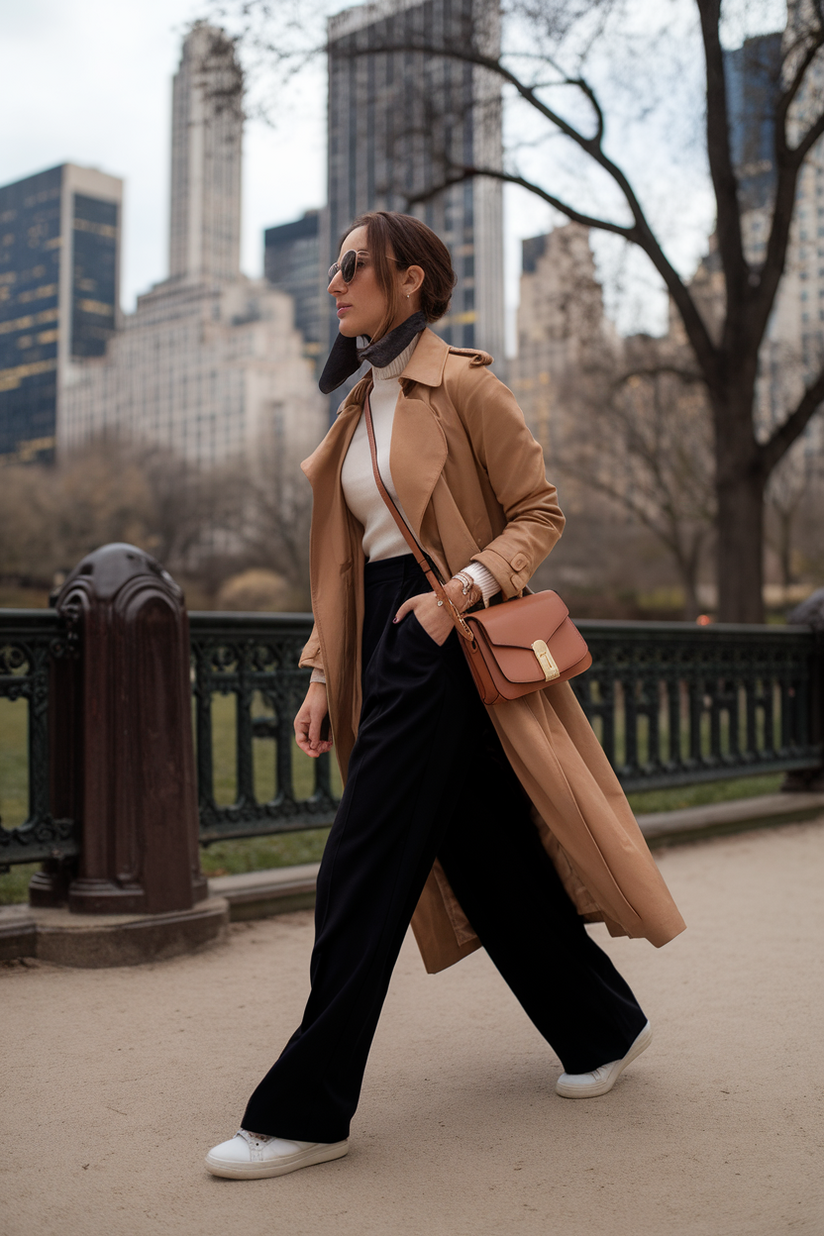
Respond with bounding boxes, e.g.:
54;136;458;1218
1;0;328;304
2;0;777;348
1;0;646;350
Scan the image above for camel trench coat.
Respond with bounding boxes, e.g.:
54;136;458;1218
299;328;686;973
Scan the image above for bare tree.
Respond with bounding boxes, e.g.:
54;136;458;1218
201;0;824;620
0;440;250;594
227;443;314;608
134;446;241;574
554;335;716;618
0;464;60;585
765;435;823;590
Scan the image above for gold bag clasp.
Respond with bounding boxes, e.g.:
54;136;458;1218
532;639;559;682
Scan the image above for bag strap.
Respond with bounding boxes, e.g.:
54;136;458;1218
363;393;474;643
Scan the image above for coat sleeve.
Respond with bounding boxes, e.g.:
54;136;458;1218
451;359;565;597
298;622;324;673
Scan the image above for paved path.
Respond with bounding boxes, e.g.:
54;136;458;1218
3;821;824;1236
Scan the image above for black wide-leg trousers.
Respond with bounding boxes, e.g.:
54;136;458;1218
242;555;647;1143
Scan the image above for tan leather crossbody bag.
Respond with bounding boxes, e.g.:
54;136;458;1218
364;395;591;704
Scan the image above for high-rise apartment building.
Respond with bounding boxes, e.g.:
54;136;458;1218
325;0;505;369
725;33;783;215
0;163;122;463
264;210;323;371
169;24;242;283
723;23;824;457
62;25;324;473
510;225;616;462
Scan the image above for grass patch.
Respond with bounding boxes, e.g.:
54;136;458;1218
0;862;39;905
0;697;28;830
204;692;343;807
200;828;331;878
627;772;784;814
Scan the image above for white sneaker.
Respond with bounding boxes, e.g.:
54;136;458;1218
205;1128;349;1179
555;1021;653;1099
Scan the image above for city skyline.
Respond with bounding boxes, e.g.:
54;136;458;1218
0;0;327;319
60;25;325;475
325;0;505;367
1;0;715;348
0;163;122;463
1;0;803;354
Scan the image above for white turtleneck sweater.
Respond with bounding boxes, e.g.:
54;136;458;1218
340;338;418;561
310;333;499;685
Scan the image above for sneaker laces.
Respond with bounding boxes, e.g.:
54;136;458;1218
237;1128;274;1148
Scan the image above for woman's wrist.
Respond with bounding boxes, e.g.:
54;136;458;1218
445;575;481;613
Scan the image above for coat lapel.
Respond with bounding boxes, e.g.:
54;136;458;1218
390;395;448;540
301;390;364;505
304;335;450;544
389;328;450;539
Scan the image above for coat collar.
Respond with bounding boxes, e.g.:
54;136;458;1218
333;328;495;416
335;328;450;417
303;328;491;538
397;327;450;389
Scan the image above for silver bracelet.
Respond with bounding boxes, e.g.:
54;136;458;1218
453;571;477;597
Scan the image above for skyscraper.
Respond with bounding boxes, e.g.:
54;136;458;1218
0;164;122;463
511;225;616;462
325;0;505;368
724;34;783;215
168;23;243;283
722;23;824;459
264;210;323;371
61;25;324;473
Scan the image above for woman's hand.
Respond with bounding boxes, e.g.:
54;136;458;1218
294;681;333;758
393;577;478;646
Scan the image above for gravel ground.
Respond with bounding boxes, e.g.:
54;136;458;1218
2;820;823;1236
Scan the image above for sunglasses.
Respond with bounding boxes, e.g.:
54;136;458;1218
327;250;403;285
328;249;367;285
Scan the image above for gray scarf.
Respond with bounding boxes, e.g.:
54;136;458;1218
319;311;427;394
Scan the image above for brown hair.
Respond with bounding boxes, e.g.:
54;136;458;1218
343;211;456;341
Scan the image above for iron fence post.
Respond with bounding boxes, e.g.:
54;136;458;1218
782;626;824;792
35;542;208;914
27;619;80;906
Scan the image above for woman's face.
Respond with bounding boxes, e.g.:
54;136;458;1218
328;225;414;340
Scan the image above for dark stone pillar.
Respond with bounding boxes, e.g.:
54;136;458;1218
34;543;208;915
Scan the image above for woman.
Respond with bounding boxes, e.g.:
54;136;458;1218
206;212;685;1180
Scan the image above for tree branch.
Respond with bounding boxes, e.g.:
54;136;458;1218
337;32;720;383
612;364;704;388
696;0;747;335
774;23;824;157
752;22;824;343
404;165;637;239
760;366;824;476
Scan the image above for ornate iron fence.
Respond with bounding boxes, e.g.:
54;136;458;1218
573;620;822;791
0;609;78;867
187;613;822;839
189;614;337;845
2;609;822;867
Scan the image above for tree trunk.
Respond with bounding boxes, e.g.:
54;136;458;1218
775;506;795;590
715;467;765;622
670;531;705;621
681;550;704;623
